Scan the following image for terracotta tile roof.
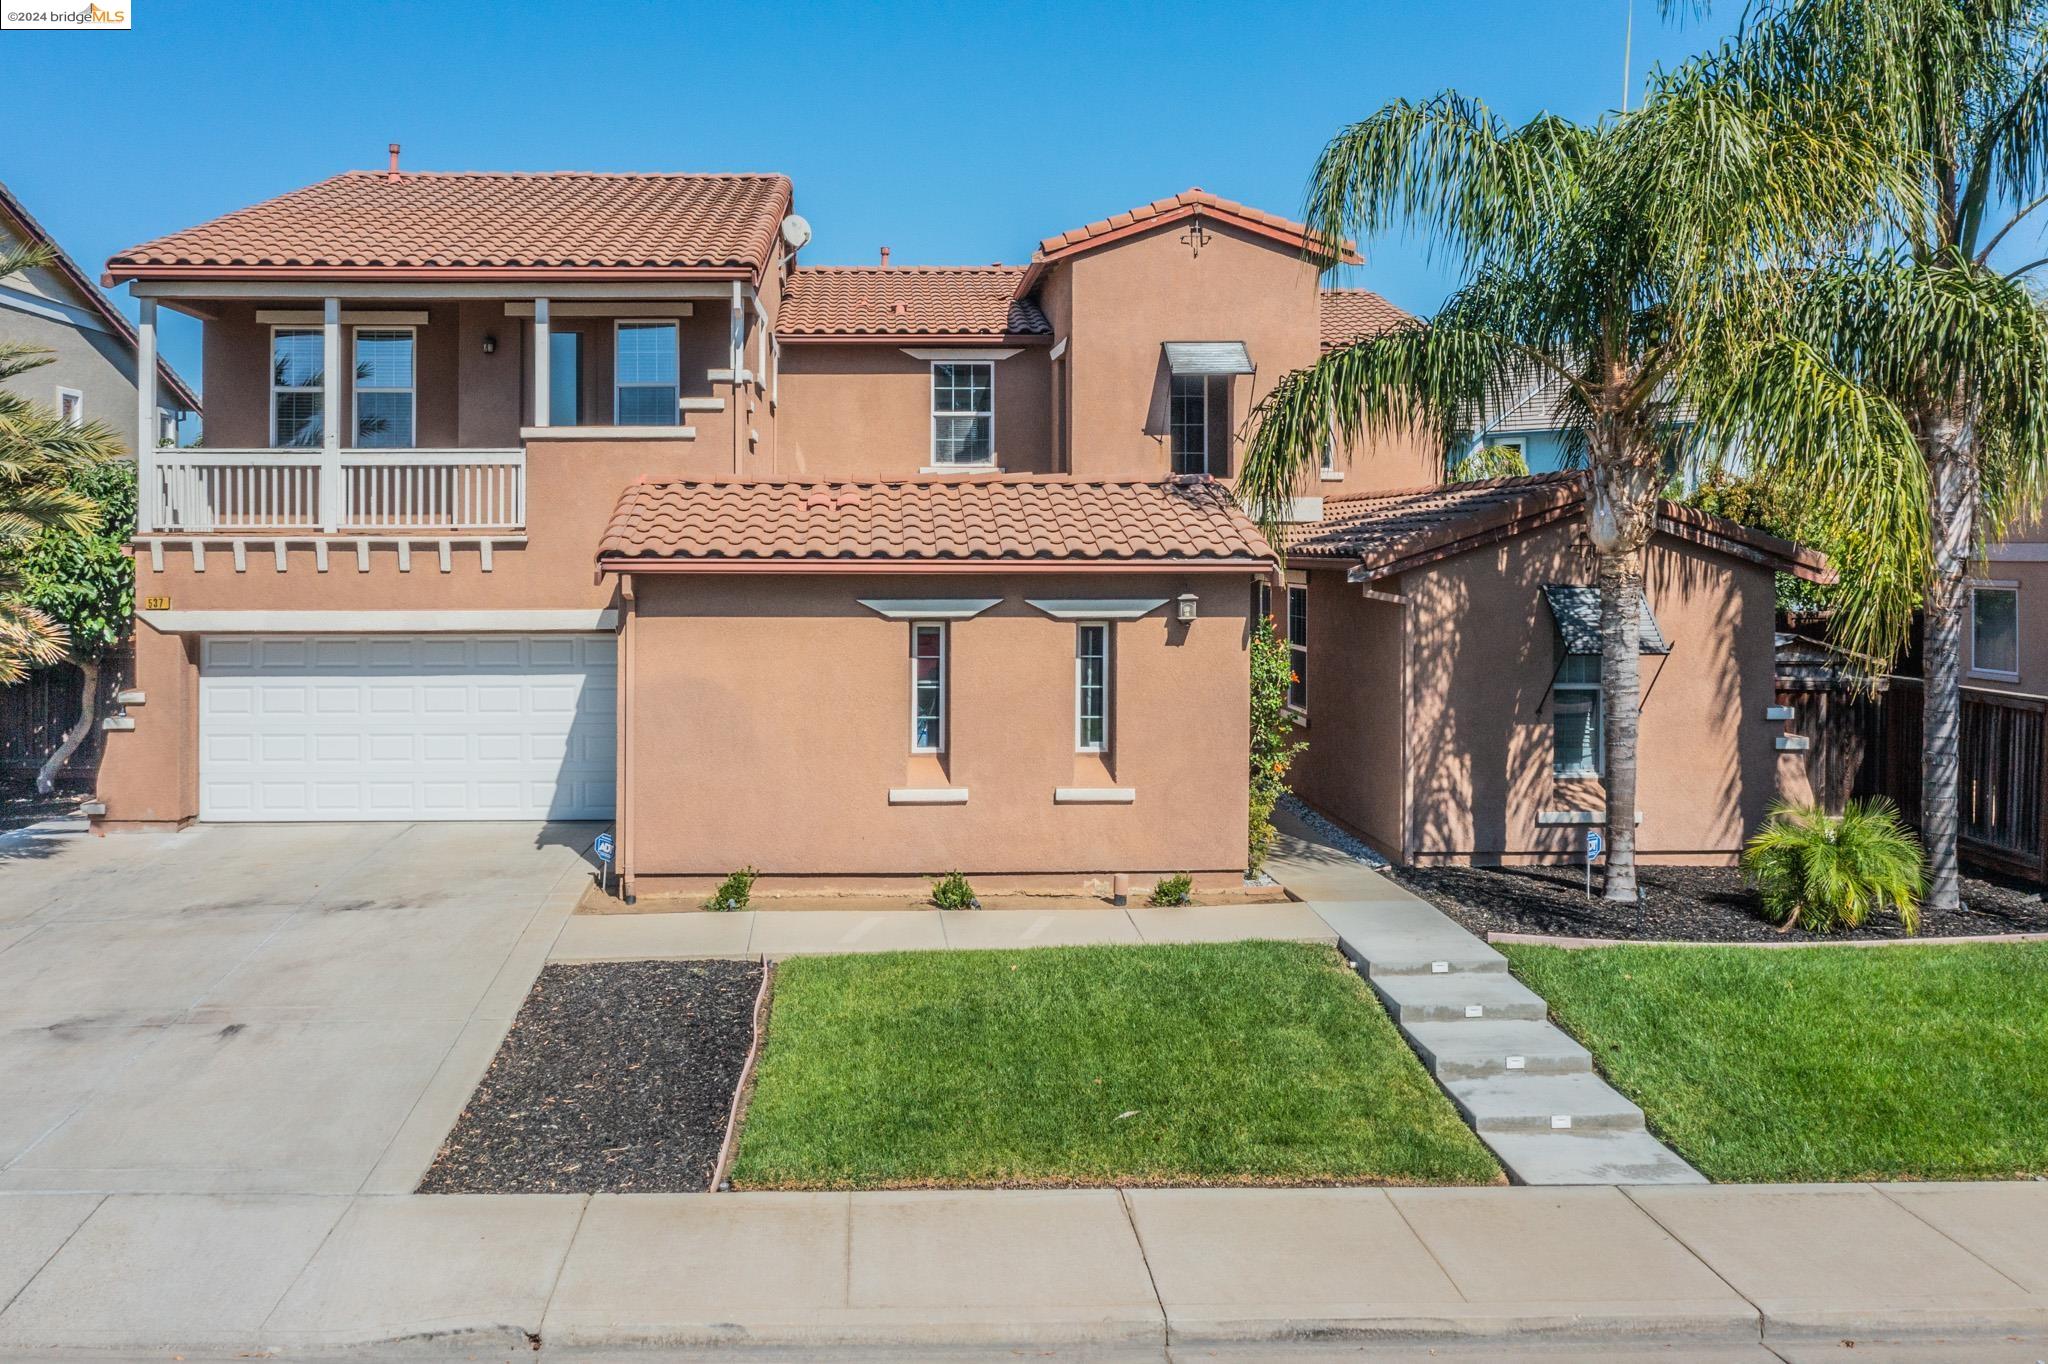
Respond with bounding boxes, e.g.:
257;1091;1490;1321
778;267;1050;339
599;475;1272;570
0;178;200;412
1017;188;1361;293
1289;472;1831;581
1319;288;1412;351
106;171;791;279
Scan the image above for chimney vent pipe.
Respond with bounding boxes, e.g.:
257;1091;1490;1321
386;143;401;181
879;246;890;269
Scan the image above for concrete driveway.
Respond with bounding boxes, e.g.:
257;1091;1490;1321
0;819;599;1195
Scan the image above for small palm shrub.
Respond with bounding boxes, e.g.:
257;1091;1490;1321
1148;873;1194;907
707;866;757;912
1741;799;1925;935
931;870;979;910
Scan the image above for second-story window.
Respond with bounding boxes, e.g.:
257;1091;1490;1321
931;361;993;466
1076;623;1109;752
353;328;415;448
1170;374;1208;475
615;321;679;426
271;328;324;448
912;623;947;752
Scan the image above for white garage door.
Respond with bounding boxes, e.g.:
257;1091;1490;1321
199;633;616;821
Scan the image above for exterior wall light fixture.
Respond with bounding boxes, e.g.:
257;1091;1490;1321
1176;593;1199;622
482;335;497;354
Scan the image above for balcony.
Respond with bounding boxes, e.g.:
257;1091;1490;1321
143;448;525;535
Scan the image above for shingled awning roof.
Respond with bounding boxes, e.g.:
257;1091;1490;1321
598;475;1271;572
777;267;1051;339
106;171;792;281
1287;473;1832;582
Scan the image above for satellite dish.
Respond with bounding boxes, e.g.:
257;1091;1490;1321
780;214;813;251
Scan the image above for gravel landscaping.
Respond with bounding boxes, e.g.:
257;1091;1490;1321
418;959;763;1194
1390;861;2048;942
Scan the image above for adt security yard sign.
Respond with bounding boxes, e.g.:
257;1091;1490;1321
593;832;615;895
1584;827;1604;898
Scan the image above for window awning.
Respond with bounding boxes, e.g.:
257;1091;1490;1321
1542;585;1672;656
1164;341;1254;376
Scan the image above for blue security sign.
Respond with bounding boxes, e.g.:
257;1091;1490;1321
593;832;615;864
1585;828;1604;861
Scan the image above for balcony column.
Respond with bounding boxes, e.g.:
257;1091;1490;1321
133;297;157;532
531;298;550;428
320;296;341;533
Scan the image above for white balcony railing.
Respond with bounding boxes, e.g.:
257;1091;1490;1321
144;449;525;535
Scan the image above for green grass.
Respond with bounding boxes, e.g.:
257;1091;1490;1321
1502;942;2048;1183
729;940;1501;1189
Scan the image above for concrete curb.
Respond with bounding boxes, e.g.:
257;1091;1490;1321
1487;929;2048;949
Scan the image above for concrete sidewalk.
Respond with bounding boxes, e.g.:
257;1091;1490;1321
0;1182;2041;1356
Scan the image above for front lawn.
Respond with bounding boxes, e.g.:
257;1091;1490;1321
1502;942;2048;1182
730;941;1501;1189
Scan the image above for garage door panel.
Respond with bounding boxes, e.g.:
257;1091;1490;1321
200;633;617;822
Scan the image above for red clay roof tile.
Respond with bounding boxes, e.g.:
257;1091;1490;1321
106;171;792;278
599;475;1271;569
777;267;1050;338
1032;188;1360;264
1319;288;1412;351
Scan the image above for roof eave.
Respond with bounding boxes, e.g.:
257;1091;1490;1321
104;263;761;285
597;555;1271;576
774;331;1054;345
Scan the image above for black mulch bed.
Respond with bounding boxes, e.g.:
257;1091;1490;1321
418;959;763;1194
1387;862;2048;943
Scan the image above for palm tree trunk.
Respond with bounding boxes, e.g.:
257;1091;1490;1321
1921;420;1976;914
1597;547;1645;901
35;657;100;796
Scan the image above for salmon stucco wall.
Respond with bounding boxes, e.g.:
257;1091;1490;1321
775;344;1053;478
1284;566;1409;858
617;570;1252;889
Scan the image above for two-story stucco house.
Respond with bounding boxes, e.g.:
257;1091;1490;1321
94;159;1812;891
1;178;198;454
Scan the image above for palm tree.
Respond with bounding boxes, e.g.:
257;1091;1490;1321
1239;83;1893;901
0;243;125;684
1698;0;2048;912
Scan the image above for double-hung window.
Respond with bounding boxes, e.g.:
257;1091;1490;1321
615;321;679;426
911;623;946;752
353;328;415;447
1170;374;1208;474
1076;623;1109;752
55;388;83;427
1286;585;1309;711
1971;583;2019;679
931;361;993;465
271;328;324;448
1551;654;1603;777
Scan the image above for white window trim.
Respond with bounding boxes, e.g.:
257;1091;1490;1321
54;386;83;427
1285;582;1309;718
613;318;681;426
1170;372;1208;475
911;621;947;754
350;325;417;450
269;325;323;449
1552;655;1605;779
1968;579;2021;681
1075;621;1110;754
930;360;996;468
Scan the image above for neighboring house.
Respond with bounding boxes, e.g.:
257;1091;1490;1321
92;171;1423;896
91;161;1810;886
1962;522;2043;695
1284;475;1830;865
0;179;198;453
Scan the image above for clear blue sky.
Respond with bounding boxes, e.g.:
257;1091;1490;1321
4;0;1744;394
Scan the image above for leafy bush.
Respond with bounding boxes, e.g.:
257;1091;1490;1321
931;870;979;910
1448;442;1530;482
1741;799;1925;935
707;866;757;912
1148;873;1194;907
1249;612;1307;875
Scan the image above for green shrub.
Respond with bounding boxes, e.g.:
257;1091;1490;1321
707;866;758;912
931;870;979;910
1148;873;1195;907
1249;612;1306;875
1741;799;1925;935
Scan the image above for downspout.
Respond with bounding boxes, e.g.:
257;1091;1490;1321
1398;575;1415;866
618;572;637;901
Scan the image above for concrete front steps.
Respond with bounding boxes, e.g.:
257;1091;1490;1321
1270;817;1705;1186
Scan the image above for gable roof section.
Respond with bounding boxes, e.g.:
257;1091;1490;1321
599;475;1271;572
1320;288;1412;351
106;171;792;282
777;267;1051;340
1018;189;1361;294
0;179;201;413
1287;473;1831;582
